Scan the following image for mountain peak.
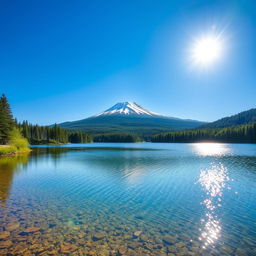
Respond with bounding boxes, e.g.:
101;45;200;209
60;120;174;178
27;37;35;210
94;102;160;117
60;101;206;136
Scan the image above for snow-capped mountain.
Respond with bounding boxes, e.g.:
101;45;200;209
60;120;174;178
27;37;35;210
95;102;159;117
59;101;206;137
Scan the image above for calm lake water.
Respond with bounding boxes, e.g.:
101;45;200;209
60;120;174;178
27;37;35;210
0;143;256;255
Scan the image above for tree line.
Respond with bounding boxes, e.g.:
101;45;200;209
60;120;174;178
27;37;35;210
18;121;92;144
2;93;256;145
151;122;256;143
93;133;142;142
0;93;91;146
0;92;137;144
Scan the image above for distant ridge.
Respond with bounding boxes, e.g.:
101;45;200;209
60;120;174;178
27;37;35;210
200;108;256;129
59;102;206;137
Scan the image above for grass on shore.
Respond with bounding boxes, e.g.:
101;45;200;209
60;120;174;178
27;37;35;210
0;145;31;156
0;127;31;156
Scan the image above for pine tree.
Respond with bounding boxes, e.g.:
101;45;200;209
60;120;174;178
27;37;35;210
151;122;256;143
0;94;14;144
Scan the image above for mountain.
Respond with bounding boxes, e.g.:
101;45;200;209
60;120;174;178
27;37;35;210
94;102;159;116
59;102;206;137
200;108;256;129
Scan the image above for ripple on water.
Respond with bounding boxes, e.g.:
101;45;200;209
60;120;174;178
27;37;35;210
0;143;256;255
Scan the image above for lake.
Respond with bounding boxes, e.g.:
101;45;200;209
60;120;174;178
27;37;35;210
0;143;256;255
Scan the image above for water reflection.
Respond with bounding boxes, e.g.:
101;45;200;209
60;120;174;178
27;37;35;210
193;141;232;248
192;143;231;156
31;147;70;166
198;163;230;248
0;154;29;206
0;144;254;255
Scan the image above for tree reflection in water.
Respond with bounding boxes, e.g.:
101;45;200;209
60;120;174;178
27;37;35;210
0;154;29;207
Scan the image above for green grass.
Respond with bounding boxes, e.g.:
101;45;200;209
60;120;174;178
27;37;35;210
0;145;18;155
0;145;31;156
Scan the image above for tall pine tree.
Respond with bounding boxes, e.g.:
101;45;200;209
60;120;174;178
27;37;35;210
0;94;14;144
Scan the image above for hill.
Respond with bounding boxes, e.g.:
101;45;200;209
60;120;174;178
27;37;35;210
201;108;256;129
152;122;256;143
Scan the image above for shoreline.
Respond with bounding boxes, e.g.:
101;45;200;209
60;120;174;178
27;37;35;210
0;145;31;156
0;151;31;157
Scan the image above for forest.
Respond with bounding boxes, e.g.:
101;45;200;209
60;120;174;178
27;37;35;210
18;122;92;144
0;94;91;152
93;133;142;142
1;93;256;145
200;108;256;129
151;122;256;143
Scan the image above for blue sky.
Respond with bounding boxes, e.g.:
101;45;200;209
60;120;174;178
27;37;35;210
1;0;255;124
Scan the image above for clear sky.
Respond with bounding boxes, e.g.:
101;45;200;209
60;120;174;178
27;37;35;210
1;0;255;125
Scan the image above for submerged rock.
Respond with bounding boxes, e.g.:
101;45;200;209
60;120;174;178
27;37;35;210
60;243;78;253
0;232;10;240
163;235;176;245
133;230;143;238
47;249;58;255
0;240;12;249
23;227;41;233
139;235;148;242
6;223;20;231
16;236;27;241
92;233;105;241
118;247;127;255
87;250;97;256
175;242;186;248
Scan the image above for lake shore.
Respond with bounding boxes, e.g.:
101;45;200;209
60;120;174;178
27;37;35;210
0;145;31;156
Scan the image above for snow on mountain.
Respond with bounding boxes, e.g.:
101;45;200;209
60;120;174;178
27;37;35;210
59;101;206;136
95;102;160;117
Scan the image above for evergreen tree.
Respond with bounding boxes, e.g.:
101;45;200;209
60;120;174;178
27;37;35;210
151;123;256;143
0;94;14;144
18;121;91;144
93;133;142;142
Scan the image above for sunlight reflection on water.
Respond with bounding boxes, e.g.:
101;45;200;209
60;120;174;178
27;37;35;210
192;143;232;156
198;163;230;248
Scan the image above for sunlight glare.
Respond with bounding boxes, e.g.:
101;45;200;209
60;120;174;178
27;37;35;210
192;143;231;156
190;32;224;68
198;163;230;248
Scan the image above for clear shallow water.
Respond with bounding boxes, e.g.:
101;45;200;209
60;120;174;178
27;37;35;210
0;143;256;255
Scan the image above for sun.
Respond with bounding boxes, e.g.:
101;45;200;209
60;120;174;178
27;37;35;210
191;34;223;67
